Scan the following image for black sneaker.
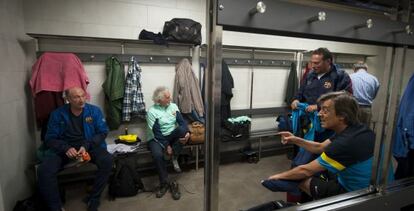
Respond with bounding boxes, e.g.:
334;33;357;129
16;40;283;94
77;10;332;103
170;181;181;200
82;197;100;211
156;183;169;198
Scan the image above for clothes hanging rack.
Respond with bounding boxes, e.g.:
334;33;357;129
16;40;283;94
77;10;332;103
199;57;294;67
28;33;196;65
36;51;191;64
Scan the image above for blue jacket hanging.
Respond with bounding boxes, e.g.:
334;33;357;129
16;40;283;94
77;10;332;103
393;74;414;158
292;102;324;141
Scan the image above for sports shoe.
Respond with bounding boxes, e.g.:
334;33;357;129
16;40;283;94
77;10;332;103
170;181;181;200
82;197;100;211
172;157;182;173
156;183;169;198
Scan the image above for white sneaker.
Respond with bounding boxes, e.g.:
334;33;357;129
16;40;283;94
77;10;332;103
172;157;182;173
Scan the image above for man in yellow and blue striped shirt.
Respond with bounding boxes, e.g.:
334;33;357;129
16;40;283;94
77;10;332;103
270;91;393;199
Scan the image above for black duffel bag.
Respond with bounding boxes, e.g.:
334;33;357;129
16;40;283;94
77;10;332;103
162;18;202;45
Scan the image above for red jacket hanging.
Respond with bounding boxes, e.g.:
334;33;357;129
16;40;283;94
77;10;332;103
29;52;90;97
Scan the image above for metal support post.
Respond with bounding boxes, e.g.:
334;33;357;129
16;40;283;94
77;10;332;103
205;0;222;210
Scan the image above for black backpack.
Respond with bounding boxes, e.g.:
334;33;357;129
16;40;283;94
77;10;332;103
13;193;48;211
162;18;202;45
108;154;144;200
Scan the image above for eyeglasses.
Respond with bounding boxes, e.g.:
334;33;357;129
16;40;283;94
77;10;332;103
318;107;331;115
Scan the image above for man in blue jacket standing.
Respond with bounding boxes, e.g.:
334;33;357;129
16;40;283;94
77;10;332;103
37;87;112;211
292;48;352;114
291;47;352;142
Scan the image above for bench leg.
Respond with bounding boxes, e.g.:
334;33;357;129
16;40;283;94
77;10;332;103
196;145;199;170
259;137;262;160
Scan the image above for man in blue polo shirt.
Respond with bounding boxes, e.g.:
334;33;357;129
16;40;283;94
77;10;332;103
350;61;380;126
270;92;392;199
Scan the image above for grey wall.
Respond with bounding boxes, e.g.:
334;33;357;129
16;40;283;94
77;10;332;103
0;0;37;210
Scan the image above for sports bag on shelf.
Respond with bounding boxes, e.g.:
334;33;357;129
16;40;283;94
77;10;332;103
162;18;202;45
188;121;205;144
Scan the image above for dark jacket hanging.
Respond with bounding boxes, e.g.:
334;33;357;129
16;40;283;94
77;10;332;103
221;61;234;125
285;62;298;104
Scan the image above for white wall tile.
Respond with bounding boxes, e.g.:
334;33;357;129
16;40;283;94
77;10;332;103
177;0;204;11
228;66;251;110
0;101;12;139
25;19;84;37
106;0;178;8
82;0;148;27
0;72;27;103
140;64;176;108
80;23;137;39
84;63;109;107
251;116;277;131
223;31;385;55
0;1;36;209
252;67;290;108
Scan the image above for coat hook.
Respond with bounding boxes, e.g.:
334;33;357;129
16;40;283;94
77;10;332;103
307;11;326;24
90;55;95;61
392;25;413;35
167;57;171;62
149;56;153;61
249;1;266;16
354;19;373;30
121;44;125;54
259;60;263;64
247;60;251;64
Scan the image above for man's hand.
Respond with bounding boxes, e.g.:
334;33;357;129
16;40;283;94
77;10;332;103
291;100;300;110
179;132;191;144
65;147;78;158
185;132;190;141
77;146;86;156
166;145;173;155
305;104;318;112
277;131;300;145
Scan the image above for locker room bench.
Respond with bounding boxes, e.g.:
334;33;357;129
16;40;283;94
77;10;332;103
47;128;282;184
51;141;204;184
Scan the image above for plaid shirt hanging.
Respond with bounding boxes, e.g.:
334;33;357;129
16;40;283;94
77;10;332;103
122;57;146;121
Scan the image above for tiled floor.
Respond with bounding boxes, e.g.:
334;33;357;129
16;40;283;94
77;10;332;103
63;154;291;211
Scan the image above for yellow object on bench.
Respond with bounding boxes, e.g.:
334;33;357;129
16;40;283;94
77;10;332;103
118;134;138;143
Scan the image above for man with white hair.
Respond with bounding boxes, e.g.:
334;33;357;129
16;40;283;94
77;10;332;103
350;61;380;126
146;86;190;200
